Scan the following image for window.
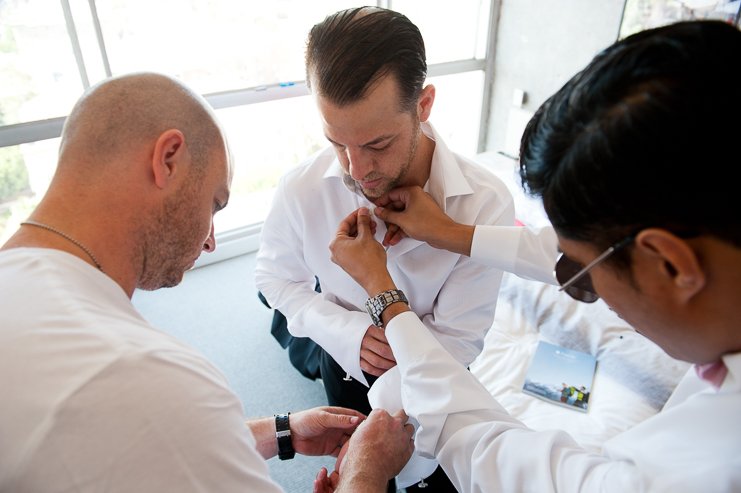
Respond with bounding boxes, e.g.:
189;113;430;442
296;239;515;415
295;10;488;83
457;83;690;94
1;0;497;249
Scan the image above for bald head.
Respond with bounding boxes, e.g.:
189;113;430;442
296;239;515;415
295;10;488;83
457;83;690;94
58;72;224;178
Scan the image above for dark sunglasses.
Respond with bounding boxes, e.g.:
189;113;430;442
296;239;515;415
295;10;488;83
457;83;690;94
554;236;635;303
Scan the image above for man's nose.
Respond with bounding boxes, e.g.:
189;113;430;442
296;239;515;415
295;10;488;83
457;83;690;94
203;223;216;253
346;148;373;181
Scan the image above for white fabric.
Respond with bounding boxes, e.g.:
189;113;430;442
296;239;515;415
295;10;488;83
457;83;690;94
0;248;283;493
471;225;559;285
471;272;691;454
387;310;741;492
255;121;514;386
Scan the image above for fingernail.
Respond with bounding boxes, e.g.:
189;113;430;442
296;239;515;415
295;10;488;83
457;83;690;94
350;416;360;424
359;207;369;215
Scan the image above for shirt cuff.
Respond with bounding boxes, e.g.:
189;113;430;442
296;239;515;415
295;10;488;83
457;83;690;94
386;311;443;372
470;226;522;272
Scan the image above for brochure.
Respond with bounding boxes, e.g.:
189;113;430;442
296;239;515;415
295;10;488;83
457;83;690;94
522;341;597;413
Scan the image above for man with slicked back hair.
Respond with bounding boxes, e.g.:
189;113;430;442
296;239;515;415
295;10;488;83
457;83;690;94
255;6;513;491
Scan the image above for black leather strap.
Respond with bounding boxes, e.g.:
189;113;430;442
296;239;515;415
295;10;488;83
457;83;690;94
275;413;295;460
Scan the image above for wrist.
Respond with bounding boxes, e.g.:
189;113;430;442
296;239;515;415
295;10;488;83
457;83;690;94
445;223;475;256
365;273;397;298
275;413;295;460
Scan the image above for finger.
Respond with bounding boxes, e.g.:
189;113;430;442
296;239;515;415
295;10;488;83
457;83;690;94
392;408;409;422
314;468;329;493
366;325;390;344
362;330;394;361
389;228;407;246
355;207;372;239
385;186;414;206
329;470;340;489
383;223;400;247
336;209;360;238
323;410;364;429
321;406;367;421
360;358;390;377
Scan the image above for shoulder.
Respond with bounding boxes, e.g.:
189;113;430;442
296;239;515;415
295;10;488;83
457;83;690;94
446;152;514;226
278;146;338;193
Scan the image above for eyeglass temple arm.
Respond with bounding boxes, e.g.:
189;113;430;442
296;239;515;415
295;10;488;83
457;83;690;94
558;237;634;292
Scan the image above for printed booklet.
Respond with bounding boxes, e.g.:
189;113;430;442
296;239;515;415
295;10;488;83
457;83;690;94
522;341;597;413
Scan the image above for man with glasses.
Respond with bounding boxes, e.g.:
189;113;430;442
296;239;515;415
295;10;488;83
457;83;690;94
323;20;741;492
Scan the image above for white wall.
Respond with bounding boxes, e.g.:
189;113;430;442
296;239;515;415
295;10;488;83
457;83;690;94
485;0;626;153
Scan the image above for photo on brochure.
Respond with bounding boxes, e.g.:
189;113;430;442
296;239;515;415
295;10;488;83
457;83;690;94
522;341;597;413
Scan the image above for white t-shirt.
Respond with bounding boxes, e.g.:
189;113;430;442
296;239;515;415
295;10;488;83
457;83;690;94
0;248;284;493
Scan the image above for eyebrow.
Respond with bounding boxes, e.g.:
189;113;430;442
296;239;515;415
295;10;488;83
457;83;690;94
326;134;396;148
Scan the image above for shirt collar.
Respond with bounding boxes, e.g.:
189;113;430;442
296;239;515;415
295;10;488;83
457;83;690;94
321;121;475;210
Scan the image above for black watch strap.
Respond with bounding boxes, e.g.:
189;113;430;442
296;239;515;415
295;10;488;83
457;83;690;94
275;413;295;460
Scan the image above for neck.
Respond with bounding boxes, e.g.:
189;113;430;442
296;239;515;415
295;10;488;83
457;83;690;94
1;192;144;298
399;124;436;190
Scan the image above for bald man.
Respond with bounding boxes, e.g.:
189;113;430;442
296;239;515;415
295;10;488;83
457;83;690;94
0;73;413;492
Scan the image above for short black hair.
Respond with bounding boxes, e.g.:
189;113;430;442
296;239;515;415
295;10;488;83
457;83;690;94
520;21;741;260
305;7;427;112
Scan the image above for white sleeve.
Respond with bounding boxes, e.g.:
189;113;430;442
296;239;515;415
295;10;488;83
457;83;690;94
386;312;648;493
254;180;370;384
470;225;560;285
25;350;285;493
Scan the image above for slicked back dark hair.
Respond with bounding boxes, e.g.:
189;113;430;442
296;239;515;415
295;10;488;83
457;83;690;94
520;21;741;264
305;7;427;113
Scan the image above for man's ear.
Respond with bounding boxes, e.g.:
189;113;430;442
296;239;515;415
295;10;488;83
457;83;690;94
152;129;186;189
635;228;706;303
417;84;435;123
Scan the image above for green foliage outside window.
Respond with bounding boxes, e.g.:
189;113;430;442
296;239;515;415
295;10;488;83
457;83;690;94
0;146;29;201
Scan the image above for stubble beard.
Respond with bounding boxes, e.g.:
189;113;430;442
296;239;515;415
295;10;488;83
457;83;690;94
137;177;205;291
359;118;421;200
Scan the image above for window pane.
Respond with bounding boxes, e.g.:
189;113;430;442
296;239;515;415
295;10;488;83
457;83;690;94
95;0;362;95
426;70;484;157
0;0;84;125
393;0;492;63
212;95;326;233
0;138;59;243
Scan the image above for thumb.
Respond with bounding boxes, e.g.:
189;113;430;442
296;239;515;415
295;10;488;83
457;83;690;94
356;207;373;238
328;412;362;429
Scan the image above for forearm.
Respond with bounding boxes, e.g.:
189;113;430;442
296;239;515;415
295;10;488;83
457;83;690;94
434;222;475;257
335;470;389;493
245;416;279;460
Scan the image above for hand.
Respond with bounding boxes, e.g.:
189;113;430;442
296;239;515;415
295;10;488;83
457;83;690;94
313;467;339;493
290;406;366;457
329;207;395;296
374;186;474;255
331;409;416;492
360;324;397;377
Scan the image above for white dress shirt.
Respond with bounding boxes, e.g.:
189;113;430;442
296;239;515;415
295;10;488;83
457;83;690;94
255;122;514;385
386;310;741;492
0;249;284;493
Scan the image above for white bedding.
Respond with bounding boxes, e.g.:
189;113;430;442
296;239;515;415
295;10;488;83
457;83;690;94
470;151;691;454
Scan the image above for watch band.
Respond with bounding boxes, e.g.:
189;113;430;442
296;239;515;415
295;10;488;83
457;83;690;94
365;289;409;328
275;413;295;460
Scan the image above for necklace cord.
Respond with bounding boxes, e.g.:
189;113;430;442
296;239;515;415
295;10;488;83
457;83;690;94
21;221;105;273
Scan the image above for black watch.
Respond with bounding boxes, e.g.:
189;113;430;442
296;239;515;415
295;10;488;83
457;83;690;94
365;289;408;327
275;413;295;460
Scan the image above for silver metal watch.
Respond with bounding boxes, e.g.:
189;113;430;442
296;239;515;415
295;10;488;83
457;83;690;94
365;289;409;327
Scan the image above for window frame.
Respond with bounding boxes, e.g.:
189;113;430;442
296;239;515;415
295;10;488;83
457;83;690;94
0;0;503;267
